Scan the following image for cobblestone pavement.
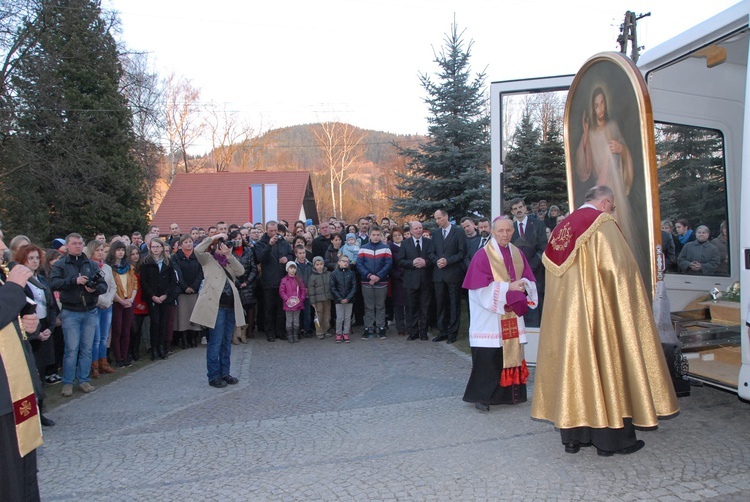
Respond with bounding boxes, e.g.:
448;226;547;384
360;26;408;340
39;333;750;501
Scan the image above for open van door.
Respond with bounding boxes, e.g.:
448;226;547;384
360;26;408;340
490;75;573;364
637;11;750;398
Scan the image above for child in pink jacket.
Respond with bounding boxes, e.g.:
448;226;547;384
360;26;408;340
279;261;307;343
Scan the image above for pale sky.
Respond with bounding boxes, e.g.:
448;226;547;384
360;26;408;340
105;0;741;150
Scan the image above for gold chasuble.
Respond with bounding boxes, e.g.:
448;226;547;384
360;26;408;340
531;208;678;430
484;242;529;386
0;321;43;456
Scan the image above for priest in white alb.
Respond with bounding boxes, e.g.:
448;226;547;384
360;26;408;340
462;216;537;411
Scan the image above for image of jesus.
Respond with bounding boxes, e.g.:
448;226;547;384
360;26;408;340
574;86;643;267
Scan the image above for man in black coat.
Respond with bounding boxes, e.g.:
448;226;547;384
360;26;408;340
510;198;548;327
428;210;468;343
254;221;294;341
398;221;434;340
311;221;332;259
0;261;43;502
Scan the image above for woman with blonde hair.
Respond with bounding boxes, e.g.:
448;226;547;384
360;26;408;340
105;241;138;367
85;239;117;377
139;238;177;360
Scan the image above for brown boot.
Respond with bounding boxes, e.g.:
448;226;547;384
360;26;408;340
238;325;248;344
232;327;241;345
91;360;100;379
99;358;116;374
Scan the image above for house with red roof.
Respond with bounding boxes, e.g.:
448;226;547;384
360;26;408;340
151;171;319;230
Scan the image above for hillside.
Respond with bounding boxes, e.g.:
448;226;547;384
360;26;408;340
191;123;426;221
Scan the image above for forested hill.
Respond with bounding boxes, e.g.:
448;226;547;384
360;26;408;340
214;123;424;172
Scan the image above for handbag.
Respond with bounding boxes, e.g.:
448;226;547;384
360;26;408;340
286;278;300;308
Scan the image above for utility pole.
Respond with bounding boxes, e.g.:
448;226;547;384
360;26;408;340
618;10;651;63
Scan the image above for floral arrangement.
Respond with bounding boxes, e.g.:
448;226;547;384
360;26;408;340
710;281;741;302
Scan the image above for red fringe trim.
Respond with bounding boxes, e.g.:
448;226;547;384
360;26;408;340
500;360;529;387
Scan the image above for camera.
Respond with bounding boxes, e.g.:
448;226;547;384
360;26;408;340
218;238;236;249
85;270;103;289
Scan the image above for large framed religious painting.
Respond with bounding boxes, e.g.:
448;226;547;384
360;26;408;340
564;51;661;298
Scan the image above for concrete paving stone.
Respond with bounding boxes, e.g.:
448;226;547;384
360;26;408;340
37;337;750;500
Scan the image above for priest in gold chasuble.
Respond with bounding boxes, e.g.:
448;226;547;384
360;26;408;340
462;217;538;411
531;186;678;456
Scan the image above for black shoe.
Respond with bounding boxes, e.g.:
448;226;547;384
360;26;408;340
267;336;275;342
420;335;429;341
123;357;133;368
40;415;56;427
433;334;448;342
475;403;490;412
150;349;157;361
447;338;456;344
407;334;419;341
564;441;580;454
222;375;239;385
617;440;645;455
209;378;228;388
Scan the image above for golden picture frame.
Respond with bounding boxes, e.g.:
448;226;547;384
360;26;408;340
564;51;661;297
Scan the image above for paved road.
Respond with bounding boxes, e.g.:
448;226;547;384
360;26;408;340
39;335;750;501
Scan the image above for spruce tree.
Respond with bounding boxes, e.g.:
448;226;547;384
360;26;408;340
5;0;148;241
392;23;490;220
657;124;726;234
535;117;568;209
503;111;541;204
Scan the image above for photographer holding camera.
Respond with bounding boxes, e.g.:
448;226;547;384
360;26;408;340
190;233;246;388
49;233;108;397
255;221;294;341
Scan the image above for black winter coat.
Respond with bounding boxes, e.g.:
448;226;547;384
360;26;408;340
255;233;294;288
140;258;179;305
235;246;258;306
324;244;343;272
48;253;107;311
173;250;203;295
330;267;356;303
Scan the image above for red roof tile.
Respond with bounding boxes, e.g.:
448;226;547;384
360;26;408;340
151;171;317;230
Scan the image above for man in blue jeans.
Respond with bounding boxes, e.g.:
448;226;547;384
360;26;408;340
49;233;107;397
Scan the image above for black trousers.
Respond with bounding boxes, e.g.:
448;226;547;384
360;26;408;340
148;301;169;350
560;418;638;452
0;412;40;502
262;288;285;338
434;281;462;339
406;286;432;337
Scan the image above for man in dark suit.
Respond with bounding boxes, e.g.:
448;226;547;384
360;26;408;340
460;217;480;269
398;221;433;340
510;198;548;327
428;209;468;343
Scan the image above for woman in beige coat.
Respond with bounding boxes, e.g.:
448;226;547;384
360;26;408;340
190;234;246;388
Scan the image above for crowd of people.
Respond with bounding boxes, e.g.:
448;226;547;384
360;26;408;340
0;186;716;498
0;201;729;402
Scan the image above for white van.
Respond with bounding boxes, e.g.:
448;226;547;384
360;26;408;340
490;1;750;400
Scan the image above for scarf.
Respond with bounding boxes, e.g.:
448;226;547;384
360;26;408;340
678;229;694;245
214;252;228;267
115;260;130;275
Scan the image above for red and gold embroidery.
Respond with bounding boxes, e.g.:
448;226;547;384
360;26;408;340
549;222;573;251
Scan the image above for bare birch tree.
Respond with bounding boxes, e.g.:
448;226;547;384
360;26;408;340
313;121;367;218
120;51;164;213
164;73;205;182
205;104;262;172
